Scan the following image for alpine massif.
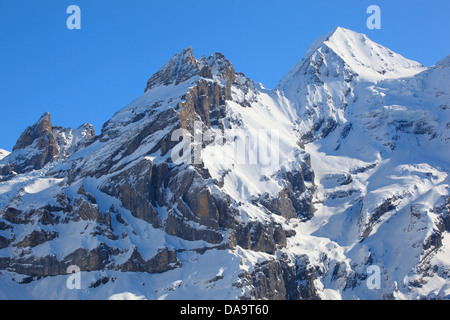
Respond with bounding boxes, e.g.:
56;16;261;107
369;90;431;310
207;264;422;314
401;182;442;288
0;27;449;300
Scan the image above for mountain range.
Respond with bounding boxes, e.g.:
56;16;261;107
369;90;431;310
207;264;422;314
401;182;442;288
0;27;449;300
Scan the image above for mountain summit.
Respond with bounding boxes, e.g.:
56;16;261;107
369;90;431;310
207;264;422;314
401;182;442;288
277;27;429;143
0;27;449;300
144;46;236;92
279;27;425;88
145;46;199;91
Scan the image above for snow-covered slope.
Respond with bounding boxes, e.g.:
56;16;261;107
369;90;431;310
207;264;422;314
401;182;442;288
277;27;426;143
276;28;450;299
0;27;448;300
0;150;9;161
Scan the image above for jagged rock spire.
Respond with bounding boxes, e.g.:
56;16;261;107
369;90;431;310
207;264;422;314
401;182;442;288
144;47;236;92
1;112;95;176
145;47;200;91
13;112;53;151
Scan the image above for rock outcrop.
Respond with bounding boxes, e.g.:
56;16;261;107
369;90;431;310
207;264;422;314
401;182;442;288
0;112;95;180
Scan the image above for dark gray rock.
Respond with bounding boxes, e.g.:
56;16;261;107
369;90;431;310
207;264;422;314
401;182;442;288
243;254;318;300
120;247;181;273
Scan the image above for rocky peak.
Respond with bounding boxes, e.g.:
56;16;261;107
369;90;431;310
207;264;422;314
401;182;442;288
202;52;236;84
145;46;200;92
74;123;95;142
144;47;237;92
0;114;58;177
435;55;450;69
13;112;53;152
54;122;96;159
1;113;95;177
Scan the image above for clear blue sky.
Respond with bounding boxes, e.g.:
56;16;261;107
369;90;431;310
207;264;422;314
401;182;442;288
0;0;449;151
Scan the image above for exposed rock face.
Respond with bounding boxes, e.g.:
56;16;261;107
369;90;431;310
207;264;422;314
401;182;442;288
0;235;10;249
0;164;16;182
0;112;95;179
101;159;163;228
145;47;200;91
120;247;181;273
14;229;59;248
230;221;291;255
54;122;96;158
13;112;54;151
242;255;319;300
145;47;236;97
0;244;115;277
179;79;229;129
260;167;315;221
11;112;59;173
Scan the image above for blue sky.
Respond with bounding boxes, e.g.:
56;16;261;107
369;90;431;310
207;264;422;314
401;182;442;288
0;0;449;151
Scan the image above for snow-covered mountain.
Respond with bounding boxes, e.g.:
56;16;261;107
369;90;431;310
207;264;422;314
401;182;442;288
278;27;450;299
0;27;448;300
277;27;427;143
